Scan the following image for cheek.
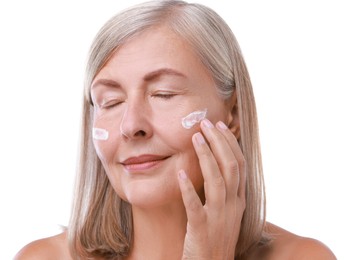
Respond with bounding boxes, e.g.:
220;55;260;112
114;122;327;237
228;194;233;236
153;106;197;147
92;110;121;163
154;109;202;172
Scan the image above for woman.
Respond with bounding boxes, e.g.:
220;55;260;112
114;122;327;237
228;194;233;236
15;1;336;259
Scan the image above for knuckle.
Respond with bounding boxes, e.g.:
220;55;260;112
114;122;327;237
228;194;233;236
226;160;239;173
213;175;225;187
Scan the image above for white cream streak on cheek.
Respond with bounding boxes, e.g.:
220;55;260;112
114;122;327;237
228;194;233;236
181;108;207;129
92;127;109;140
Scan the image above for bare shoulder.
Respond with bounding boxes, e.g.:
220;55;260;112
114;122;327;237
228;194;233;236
250;222;336;260
14;231;72;260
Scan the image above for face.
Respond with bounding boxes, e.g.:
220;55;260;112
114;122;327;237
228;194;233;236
90;26;231;208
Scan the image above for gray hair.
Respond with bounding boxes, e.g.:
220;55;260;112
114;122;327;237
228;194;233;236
85;0;241;100
70;1;267;258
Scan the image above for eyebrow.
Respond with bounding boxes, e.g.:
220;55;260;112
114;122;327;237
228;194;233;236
143;68;187;81
91;68;187;89
91;78;120;90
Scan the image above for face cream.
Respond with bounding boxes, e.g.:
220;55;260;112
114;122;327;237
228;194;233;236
92;127;109;140
181;108;207;129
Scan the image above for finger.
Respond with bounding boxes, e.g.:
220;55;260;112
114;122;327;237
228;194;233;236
177;169;206;229
192;132;226;210
199;119;240;200
215;121;246;199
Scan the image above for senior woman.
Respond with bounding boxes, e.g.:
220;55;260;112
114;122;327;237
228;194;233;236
16;1;335;259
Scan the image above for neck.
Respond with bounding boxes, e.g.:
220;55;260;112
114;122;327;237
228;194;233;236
127;200;187;260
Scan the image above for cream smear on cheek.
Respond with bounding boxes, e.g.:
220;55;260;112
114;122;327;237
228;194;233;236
92;109;206;140
181;108;207;129
92;127;109;140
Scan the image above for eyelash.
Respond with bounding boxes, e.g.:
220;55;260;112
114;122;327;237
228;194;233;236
153;93;176;99
98;92;176;109
100;99;123;109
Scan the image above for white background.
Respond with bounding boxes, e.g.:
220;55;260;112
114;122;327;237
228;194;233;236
0;1;345;259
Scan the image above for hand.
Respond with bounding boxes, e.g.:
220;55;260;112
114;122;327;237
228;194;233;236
178;119;246;260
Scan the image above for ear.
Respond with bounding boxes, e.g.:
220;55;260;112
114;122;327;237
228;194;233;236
226;91;240;140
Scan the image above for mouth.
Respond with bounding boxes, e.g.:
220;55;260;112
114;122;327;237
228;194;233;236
120;154;171;172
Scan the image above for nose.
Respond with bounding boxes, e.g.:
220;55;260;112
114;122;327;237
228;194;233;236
120;101;153;140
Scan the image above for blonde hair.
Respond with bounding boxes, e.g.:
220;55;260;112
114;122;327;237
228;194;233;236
69;1;268;259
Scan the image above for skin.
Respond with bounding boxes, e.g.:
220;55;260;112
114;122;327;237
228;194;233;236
14;26;336;260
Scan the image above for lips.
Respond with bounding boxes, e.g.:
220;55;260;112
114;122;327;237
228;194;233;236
120;154;170;172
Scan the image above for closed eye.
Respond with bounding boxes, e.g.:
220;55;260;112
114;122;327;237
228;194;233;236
100;99;123;109
152;93;177;99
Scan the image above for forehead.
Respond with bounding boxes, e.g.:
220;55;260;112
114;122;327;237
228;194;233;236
94;26;211;82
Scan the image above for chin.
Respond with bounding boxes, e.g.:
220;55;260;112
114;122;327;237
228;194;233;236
122;178;182;209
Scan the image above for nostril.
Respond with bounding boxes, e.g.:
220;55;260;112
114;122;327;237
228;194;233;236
135;130;146;137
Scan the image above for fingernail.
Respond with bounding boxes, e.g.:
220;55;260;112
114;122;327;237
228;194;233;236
202;119;214;128
216;121;228;130
194;132;205;145
179;169;187;180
